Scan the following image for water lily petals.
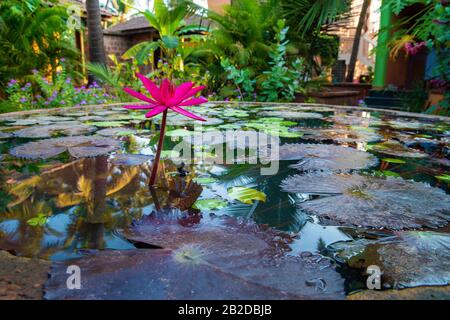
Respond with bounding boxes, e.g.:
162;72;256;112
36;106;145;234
145;106;167;118
181;86;206;101
123;104;157;110
136;73;162;102
168;82;194;106
123;87;157;104
170;106;206;121
179;96;208;107
159;79;171;103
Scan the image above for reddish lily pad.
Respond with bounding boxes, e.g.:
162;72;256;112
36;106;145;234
13;123;97;138
9;136;122;160
44;215;345;299
301;127;382;143
262;143;378;171
369;140;428;158
281;172;450;229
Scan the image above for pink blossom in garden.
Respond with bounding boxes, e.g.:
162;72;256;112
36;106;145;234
122;73;207;121
404;41;426;55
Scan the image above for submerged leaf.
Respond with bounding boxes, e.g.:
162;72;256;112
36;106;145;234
281;172;450;229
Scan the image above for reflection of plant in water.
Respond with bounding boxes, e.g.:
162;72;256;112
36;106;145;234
0;199;60;258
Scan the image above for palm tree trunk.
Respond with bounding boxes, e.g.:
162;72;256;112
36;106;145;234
345;0;370;82
85;0;107;77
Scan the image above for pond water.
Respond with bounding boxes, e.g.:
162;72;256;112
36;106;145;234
0;102;449;298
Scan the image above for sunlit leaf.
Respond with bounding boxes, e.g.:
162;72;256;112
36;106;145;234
228;187;266;204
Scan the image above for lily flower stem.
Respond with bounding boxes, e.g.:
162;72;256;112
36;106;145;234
149;109;168;186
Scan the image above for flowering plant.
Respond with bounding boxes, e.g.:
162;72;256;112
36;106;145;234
123;73;208;185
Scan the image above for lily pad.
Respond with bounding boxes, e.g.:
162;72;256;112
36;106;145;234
194;177;218;184
109;154;153;166
96;127;138;137
9;136;122;160
228;187;266;204
263;143;378;172
301;127;382;143
89;121;129;128
369;140;428;158
0;131;12;139
185;130;273;150
13;123;97;138
382;158;406;164
44;214;344;300
261;111;323;119
280;172;450;229
193;198;228;211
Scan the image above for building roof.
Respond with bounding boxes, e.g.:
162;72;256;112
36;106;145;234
104;14;211;35
60;0;117;17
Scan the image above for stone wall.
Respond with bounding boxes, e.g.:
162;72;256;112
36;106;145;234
103;34;130;61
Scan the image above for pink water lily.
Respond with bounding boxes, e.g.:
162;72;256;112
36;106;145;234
123;73;207;121
123;74;208;187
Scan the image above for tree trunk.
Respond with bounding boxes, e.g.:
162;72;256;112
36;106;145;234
85;0;107;81
345;0;370;82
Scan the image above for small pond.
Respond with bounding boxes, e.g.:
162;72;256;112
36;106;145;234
0;102;449;299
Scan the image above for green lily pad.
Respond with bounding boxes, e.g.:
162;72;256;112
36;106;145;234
165;129;194;137
89;121;129;127
228;187;266;204
382;158;406;164
194;177;218;184
193;198;228;211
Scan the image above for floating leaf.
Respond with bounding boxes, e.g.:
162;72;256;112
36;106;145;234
45;215;345;299
13;123;97;138
193;177;218;184
96;127;138;137
228;186;266;204
9;136;122;160
193;198;228;211
262;143;378;172
369;140;428;158
261;111;323;119
301;127;382;143
89;121;129;127
281;172;450;229
110;154;153;166
382;158;406;164
165;128;194;137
